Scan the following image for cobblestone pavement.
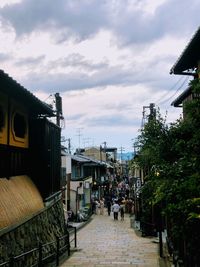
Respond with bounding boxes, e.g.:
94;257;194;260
60;212;159;267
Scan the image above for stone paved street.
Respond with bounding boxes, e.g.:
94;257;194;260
60;212;159;267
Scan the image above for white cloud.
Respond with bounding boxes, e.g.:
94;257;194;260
0;0;198;152
0;0;21;8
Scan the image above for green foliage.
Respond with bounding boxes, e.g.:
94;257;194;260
130;81;200;262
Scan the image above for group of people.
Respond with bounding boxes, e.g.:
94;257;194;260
92;197;128;221
93;198;105;215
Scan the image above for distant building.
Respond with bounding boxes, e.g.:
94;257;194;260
81;146;107;161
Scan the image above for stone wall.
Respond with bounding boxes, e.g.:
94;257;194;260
0;199;67;266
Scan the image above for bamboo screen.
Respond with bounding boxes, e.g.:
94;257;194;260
0;175;44;229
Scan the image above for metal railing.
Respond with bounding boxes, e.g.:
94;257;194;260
140;220;157;237
67;225;77;248
0;226;77;267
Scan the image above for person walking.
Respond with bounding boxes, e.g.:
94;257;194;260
91;198;96;214
95;199;100;215
120;201;125;221
99;198;104;215
112;201;120;220
106;199;112;216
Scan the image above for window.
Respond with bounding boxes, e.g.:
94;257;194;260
13;112;27;138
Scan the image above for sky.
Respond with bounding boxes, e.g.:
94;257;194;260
0;0;199;154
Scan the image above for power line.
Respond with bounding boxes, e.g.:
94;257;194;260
155;76;184;104
158;76;190;105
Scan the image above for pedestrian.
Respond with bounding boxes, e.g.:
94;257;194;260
106;199;112;216
128;198;134;215
91;198;96;214
120;201;125;221
100;198;104;215
95;199;100;215
67;208;74;222
112;201;120;220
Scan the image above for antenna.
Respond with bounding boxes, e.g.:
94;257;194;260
83;137;92;148
76;128;83;151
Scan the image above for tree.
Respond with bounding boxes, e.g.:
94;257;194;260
131;83;200;265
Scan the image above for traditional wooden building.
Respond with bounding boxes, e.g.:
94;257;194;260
0;70;66;266
170;27;200;112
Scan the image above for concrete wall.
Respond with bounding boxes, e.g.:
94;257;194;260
84;147;106;161
0;199;67;266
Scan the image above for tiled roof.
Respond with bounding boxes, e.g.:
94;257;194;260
170;27;200;75
71;154;107;166
171;86;191;107
71;154;91;163
0;69;54;116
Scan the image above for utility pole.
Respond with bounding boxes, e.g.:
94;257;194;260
102;141;107;150
118;146;125;177
131;138;140;155
66;138;71;154
149;103;156;121
55;93;63;127
141;103;156;128
65;137;71;211
119;146;125;163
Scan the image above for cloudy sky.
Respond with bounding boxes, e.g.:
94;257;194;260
0;0;199;153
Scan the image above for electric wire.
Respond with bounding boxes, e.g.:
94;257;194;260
158;76;190;105
140;76;190;129
155;76;184;104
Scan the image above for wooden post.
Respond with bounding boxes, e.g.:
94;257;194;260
67;173;71;211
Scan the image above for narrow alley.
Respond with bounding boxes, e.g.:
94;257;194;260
60;213;159;267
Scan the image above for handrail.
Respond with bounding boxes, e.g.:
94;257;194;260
14;248;38;260
0;261;9;267
0;226;77;267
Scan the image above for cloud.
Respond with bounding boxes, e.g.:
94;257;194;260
0;0;110;41
66;113;87;122
47;53;109;71
20;56;179;95
15;55;45;66
85;114;140;127
0;52;11;61
20;64;138;92
110;0;200;46
0;0;199;47
0;0;196;151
